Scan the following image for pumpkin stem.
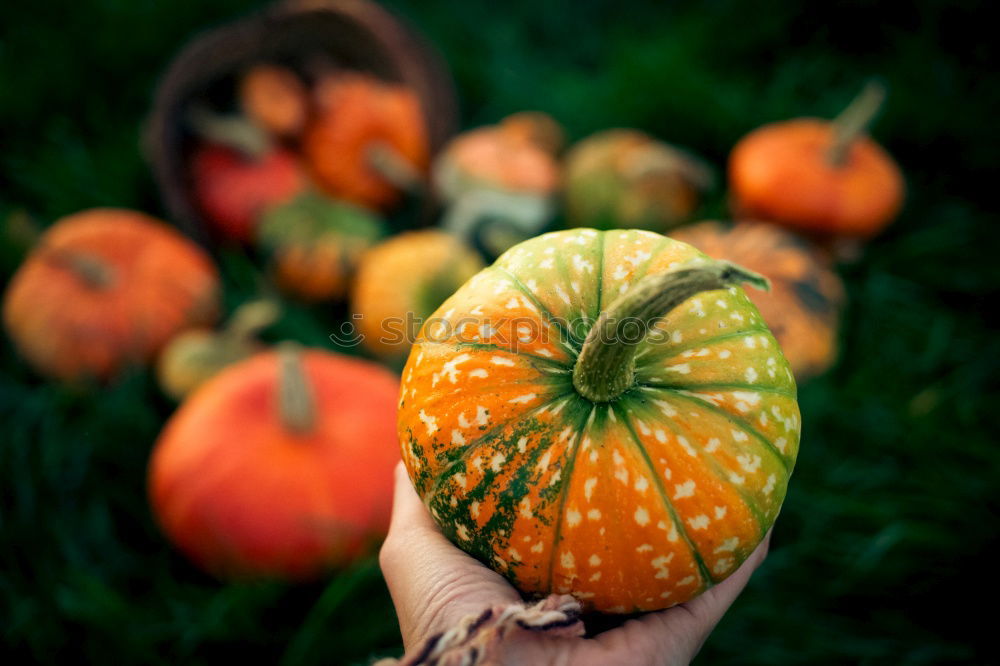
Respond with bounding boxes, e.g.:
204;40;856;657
572;259;770;403
826;81;886;167
223;300;280;344
44;246;116;289
278;342;316;434
366;142;424;194
187;104;271;160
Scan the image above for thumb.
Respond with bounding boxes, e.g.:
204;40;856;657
379;462;521;649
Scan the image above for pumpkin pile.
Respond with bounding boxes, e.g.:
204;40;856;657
1;0;906;618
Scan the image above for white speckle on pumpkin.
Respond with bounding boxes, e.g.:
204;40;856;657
775;437;788;453
469;368;488;379
763;474;777;495
509;393;537;404
678;575;695;586
530;541;544;554
672;330;683;343
418;409;438;435
490;453;506;472
732;429;749;442
634;507;651;526
655;429;668;443
561;552;575;569
714;537;739;553
634;476;649;492
451;429;466;445
667;363;691;374
714;506;728;520
746;367;759;382
457;524;470;541
491;356;515;367
688;513;710;530
470;501;480;518
475;406;489;425
706;437;721;452
713;557;734;574
505;297;519;309
654;399;677;416
584;477;598;501
674;480;696;499
637;544;653;553
677;436;696;456
566;508;582;527
589;572;602;582
587;509;602;520
589;554;602;566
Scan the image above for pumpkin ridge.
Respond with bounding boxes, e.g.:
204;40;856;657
646;392;769;543
493;265;580;355
639;382;796;399
413;339;572;372
593;228;606;318
423;396;571;506
615;403;714;592
543;406;595;594
548;238;598;347
634;326;772;363
655;389;792;472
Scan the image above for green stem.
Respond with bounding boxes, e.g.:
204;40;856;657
187;104;270;160
826;81;886;167
278;343;315;434
45;246;115;289
366;142;424;193
572;259;769;403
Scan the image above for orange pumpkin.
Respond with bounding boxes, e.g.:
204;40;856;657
564;129;712;232
351;230;483;361
302;72;428;210
434;119;562;257
238;64;309;137
256;193;384;302
671;221;845;380
499;111;566;155
156;300;279;400
3;209;219;382
729;82;904;238
397;228;799;613
149;345;400;579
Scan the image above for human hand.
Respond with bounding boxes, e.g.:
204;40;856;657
379;463;772;666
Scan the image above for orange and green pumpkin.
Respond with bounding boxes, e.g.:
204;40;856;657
397;228;800;613
257;193;384;302
352;230;483;361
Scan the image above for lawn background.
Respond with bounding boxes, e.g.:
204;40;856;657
1;0;997;663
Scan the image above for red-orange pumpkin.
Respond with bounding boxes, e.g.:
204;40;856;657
397;228;800;612
3;208;219;382
238;64;309;138
671;221;845;380
302;72;428;211
728;83;904;238
149;345;400;579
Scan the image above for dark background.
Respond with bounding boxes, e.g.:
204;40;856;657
1;0;997;663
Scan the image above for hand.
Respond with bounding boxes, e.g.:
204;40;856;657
380;463;771;666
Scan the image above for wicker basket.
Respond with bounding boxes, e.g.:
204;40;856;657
144;0;457;244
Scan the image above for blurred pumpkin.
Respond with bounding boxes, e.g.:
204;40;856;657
435;118;561;258
302;72;428;210
499;110;566;155
351;230;483;361
3;208;219;382
671;221;845;380
564;129;712;231
256;192;384;302
188;107;307;243
149;344;400;579
157;300;280;400
238;63;309;137
729;82;904;238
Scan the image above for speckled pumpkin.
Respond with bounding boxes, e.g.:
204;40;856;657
257;193;384;302
352;230;483;361
671;221;845;380
397;228;800;613
3;209;219;382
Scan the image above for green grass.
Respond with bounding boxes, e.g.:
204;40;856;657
1;0;997;663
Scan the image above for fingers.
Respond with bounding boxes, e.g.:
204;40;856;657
379;462;521;649
594;531;772;663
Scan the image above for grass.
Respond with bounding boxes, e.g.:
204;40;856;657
1;0;997;663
